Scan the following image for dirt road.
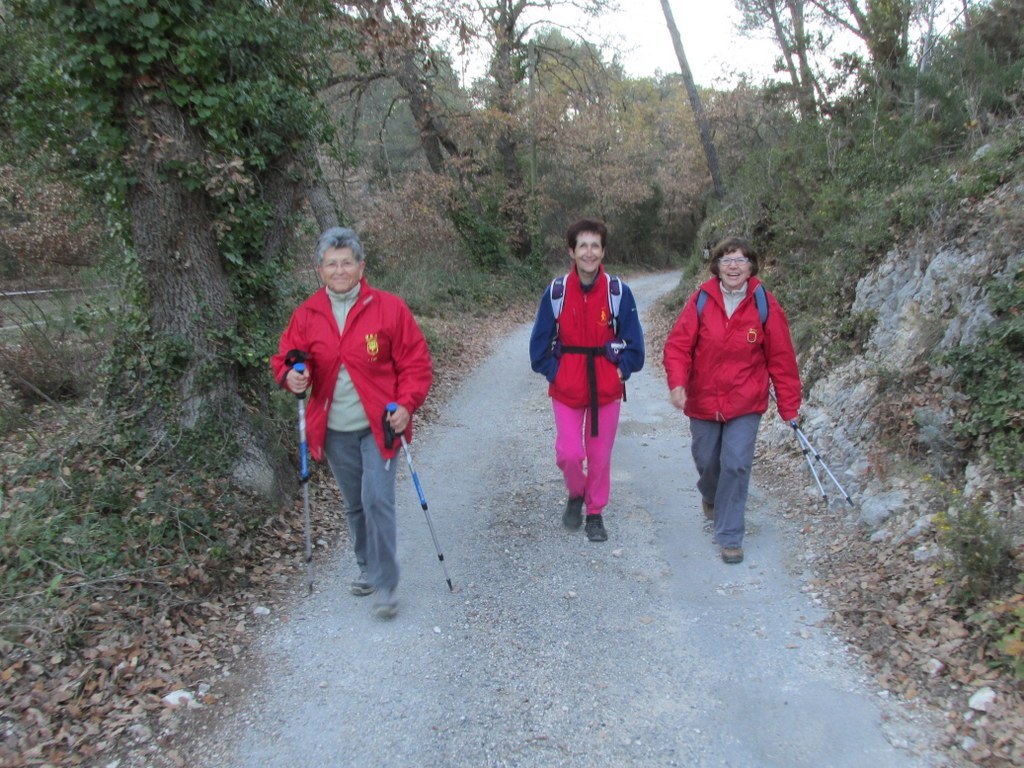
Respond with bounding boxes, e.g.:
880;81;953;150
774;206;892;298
184;271;949;768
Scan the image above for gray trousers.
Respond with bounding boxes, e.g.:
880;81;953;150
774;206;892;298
324;428;399;591
690;414;762;549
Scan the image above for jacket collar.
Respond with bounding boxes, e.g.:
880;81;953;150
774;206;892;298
570;263;605;292
310;276;374;315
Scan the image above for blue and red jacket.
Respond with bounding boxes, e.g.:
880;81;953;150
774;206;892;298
270;277;433;462
529;266;645;408
662;276;801;422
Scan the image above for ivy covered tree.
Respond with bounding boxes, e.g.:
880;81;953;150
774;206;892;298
9;0;340;501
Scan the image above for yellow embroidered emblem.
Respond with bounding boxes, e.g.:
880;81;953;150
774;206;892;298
747;328;759;343
366;333;379;356
599;308;610;325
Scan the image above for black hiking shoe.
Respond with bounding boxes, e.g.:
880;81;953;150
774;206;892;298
563;496;584;530
585;514;608;542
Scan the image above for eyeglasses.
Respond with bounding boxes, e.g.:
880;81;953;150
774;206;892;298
321;259;361;271
718;256;750;266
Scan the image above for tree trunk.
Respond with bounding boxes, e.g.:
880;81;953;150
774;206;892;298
787;0;821;118
305;144;341;231
659;0;726;198
123;85;288;503
488;9;534;262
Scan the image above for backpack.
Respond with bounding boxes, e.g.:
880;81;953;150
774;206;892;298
696;284;768;327
550;273;623;334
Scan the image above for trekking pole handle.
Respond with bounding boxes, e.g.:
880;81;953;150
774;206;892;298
286;360;309;481
283;349;309;400
290;362;309;401
383;402;400;448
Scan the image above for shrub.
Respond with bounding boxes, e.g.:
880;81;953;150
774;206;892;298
936;490;1015;604
969;573;1024;680
947;265;1024;481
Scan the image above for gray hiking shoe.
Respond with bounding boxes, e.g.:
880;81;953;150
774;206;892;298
585;514;608;542
563;496;584;530
371;588;398;619
349;570;375;597
702;499;715;521
720;546;744;564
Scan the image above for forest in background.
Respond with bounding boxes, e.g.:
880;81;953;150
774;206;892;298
1;0;1022;765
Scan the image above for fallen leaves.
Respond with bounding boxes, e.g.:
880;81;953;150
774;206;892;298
758;448;1024;768
1;307;528;768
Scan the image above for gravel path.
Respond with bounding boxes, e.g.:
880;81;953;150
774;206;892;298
188;272;950;768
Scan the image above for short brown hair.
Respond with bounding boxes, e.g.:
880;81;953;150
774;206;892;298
709;236;759;277
567;218;608;250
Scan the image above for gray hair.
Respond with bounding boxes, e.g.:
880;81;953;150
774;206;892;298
315;226;366;266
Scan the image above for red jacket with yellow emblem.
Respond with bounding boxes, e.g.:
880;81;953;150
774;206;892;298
529;267;644;408
662;276;801;423
270;277;433;462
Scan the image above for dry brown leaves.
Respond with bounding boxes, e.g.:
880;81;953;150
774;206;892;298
0;303;529;768
757;449;1024;768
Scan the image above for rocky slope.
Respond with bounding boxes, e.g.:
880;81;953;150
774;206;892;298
753;164;1024;766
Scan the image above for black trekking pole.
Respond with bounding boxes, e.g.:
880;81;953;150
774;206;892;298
383;403;453;592
284;350;314;594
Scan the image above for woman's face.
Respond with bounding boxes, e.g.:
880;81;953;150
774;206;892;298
318;246;364;294
570;231;605;285
718;249;751;291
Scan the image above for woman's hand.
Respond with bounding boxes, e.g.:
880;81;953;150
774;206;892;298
387;404;411;434
669;386;686;411
285;367;310;395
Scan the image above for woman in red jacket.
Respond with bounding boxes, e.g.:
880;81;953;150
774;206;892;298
662;237;801;564
271;227;433;618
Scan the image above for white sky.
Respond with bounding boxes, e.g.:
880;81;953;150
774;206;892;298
543;0;783;86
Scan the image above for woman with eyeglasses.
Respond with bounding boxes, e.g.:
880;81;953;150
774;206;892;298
271;227;433;618
662;237;802;565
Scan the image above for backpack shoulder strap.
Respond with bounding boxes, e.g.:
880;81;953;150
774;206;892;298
607;274;622;334
753;284;769;327
695;286;768;327
549;273;569;320
695;289;709;319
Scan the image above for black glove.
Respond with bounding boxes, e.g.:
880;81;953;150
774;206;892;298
284;349;308;369
382;407;397;449
551;339;563;359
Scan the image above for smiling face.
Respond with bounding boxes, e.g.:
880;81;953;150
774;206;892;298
318;246;365;294
569;231;605;285
717;249;752;291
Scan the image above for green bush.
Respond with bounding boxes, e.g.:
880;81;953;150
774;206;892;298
935;490;1015;605
947;266;1024;481
0;412;267;646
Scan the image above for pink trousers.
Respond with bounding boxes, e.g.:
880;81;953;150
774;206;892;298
552;399;621;515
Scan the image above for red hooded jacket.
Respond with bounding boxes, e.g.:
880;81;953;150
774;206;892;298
270;278;433;461
548;268;625;408
662;276;801;422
